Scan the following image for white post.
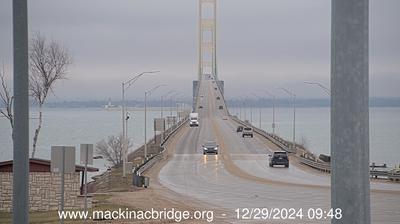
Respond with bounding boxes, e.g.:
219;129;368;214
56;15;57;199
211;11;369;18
125;112;129;161
272;95;276;135
60;147;65;224
331;0;370;223
121;83;126;177
144;92;148;161
259;106;262;129
12;0;29;223
83;145;88;223
292;94;296;150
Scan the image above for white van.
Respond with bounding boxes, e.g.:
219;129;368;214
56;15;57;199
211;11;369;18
189;113;199;127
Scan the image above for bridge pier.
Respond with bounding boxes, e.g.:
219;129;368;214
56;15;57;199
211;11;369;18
331;0;370;224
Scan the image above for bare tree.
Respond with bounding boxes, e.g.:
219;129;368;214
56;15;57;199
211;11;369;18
29;33;72;158
95;134;132;167
0;69;13;130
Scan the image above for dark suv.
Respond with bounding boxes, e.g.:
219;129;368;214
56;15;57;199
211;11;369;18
202;141;219;155
269;151;289;168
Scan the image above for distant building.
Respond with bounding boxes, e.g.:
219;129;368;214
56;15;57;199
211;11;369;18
104;98;118;110
0;158;98;212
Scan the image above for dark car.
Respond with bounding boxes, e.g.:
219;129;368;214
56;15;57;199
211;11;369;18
269;151;289;168
214;87;217;90
236;126;243;132
198;105;203;109
216;96;220;100
219;105;223;110
202;141;219;155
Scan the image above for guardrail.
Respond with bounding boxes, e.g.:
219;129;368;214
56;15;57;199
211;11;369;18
135;116;189;176
230;115;400;182
370;170;389;179
388;172;400;181
298;156;331;173
230;115;296;153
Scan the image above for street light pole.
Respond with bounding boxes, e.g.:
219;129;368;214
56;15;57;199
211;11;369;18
144;84;165;161
280;88;296;151
121;82;125;176
250;99;253;125
251;93;262;129
176;96;183;122
12;0;29;223
161;90;174;118
239;97;242;119
169;92;179;127
265;90;276;135
121;70;160;177
331;1;370;223
304;81;331;96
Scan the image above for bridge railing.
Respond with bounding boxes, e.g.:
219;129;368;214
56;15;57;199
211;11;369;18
230;114;400;181
298;155;331;173
135;116;189;176
230;115;296;153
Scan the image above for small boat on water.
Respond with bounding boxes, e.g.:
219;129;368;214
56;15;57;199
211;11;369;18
104;98;119;110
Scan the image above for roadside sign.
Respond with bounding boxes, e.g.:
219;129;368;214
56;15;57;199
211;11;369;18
51;146;75;173
80;144;94;165
51;146;76;223
154;118;166;132
166;116;177;124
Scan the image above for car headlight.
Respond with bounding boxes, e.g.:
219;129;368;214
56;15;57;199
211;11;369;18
214;147;218;150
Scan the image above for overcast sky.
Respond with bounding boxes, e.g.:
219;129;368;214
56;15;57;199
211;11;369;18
0;0;399;101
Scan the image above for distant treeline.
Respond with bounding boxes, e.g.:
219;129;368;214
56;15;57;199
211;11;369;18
227;97;400;107
226;97;400;108
3;97;398;108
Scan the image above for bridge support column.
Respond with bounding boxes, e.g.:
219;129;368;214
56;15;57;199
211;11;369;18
331;1;370;224
193;80;199;111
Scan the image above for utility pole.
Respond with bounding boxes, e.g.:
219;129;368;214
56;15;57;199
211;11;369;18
12;0;29;223
331;0;370;223
280;88;296;151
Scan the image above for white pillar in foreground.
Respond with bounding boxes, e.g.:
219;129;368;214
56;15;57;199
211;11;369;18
331;0;370;223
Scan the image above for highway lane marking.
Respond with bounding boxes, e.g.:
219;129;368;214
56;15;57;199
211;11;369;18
210;115;336;190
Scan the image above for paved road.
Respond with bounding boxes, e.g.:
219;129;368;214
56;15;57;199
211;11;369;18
159;77;400;223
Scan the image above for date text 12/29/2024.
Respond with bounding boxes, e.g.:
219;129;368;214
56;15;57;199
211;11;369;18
235;208;343;221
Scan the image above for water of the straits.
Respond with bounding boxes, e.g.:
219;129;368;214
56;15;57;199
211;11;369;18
1;106;399;177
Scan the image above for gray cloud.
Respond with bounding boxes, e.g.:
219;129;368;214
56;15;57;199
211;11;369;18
0;0;399;100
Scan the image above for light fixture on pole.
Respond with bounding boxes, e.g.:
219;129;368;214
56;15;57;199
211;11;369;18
121;70;159;177
144;84;166;161
175;94;185;121
169;92;179;117
304;81;331;96
279;87;296;151
161;90;174;118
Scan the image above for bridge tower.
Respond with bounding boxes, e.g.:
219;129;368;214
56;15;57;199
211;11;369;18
198;0;217;80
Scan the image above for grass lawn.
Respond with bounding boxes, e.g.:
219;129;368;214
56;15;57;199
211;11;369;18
0;194;133;224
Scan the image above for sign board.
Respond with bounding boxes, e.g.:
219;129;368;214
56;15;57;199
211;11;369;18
124;162;133;174
80;144;94;165
154;118;165;132
51;146;76;173
166;116;177;125
178;111;187;119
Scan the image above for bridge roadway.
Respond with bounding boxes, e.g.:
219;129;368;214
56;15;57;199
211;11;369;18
158;77;400;223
